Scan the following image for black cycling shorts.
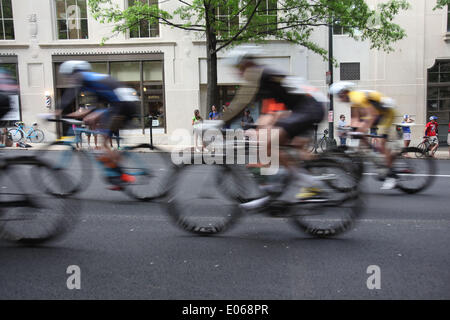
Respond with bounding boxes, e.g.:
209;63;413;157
103;101;139;133
275;102;325;138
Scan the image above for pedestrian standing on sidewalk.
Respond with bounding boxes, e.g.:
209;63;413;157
337;114;349;146
208;105;219;120
402;114;414;147
192;109;204;152
424;116;439;158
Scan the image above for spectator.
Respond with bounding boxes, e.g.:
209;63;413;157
109;129;120;150
208;105;219;120
424;116;439;158
337;114;349;145
192;109;204;152
402;114;414;147
241;109;255;130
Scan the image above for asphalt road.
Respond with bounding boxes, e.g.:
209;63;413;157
0;150;449;299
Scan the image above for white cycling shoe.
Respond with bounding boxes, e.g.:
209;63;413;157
381;177;397;190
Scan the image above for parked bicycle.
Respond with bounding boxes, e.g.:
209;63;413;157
0;152;79;244
36;118;174;201
8;121;45;143
416;136;437;158
308;126;337;153
165;121;362;238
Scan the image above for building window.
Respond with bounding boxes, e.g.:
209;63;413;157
54;57;165;132
333;22;351;36
250;0;277;35
0;62;20;122
215;4;239;37
340;62;360;80
55;0;89;39
128;0;160;38
0;0;14;40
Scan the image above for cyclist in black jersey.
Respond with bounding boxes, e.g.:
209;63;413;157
221;46;327;201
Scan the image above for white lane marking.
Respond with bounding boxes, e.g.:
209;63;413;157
363;173;450;178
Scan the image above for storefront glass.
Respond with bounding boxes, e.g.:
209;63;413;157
54;57;165;132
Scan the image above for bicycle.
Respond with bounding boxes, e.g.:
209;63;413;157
165;121;362;237
36;118;175;201
416;136;437;158
308;126;337;153
0;152;80;244
333;128;436;194
8;121;45;143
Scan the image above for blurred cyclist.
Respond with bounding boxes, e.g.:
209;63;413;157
56;60;139;189
221;45;327;202
329;82;397;190
424;116;439;157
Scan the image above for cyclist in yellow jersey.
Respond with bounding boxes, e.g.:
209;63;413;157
330;82;398;190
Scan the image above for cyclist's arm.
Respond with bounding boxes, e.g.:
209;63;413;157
358;106;378;133
221;67;263;123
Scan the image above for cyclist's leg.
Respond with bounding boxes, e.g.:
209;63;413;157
377;110;395;168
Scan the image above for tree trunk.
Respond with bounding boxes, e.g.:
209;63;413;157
205;5;219;115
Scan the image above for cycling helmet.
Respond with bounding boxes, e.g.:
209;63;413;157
59;60;92;75
225;45;263;67
429;116;438;121
329;81;356;95
403;114;409;119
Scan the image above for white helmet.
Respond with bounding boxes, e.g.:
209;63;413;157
59;60;91;75
329;81;356;95
225;45;264;67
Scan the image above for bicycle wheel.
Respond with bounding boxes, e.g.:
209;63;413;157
415;143;427;158
319;137;337;153
166;163;242;235
121;144;176;201
290;159;364;237
393;147;436;194
36;141;92;196
0;156;80;244
8;128;23;142
28;129;45;143
304;157;360;193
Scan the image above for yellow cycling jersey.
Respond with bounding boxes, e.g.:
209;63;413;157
348;90;389;115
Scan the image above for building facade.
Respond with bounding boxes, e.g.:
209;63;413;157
1;0;449;144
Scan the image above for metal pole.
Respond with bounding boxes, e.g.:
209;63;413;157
328;22;334;141
149;116;154;150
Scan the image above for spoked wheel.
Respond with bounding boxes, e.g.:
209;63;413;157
393;147;436;194
289;159;364;237
121;144;176;201
8;129;23;142
0;157;80;244
28;129;45;143
304;157;360;193
166;163;242;235
415;143;427;158
36;141;92;197
320;138;337;153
